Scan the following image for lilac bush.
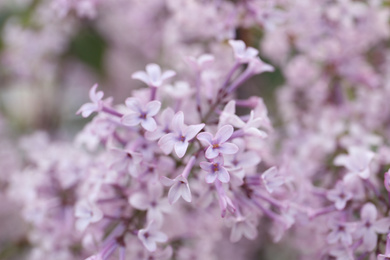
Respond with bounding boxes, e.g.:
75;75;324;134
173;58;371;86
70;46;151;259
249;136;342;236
2;0;390;260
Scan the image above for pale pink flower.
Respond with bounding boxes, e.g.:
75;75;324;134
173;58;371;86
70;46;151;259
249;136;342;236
160;175;191;204
327;220;355;246
186;54;215;70
197;125;239;159
200;155;230;183
76;84;104;118
228;40;259;63
121;97;161;132
75;200;103;231
158;111;204;158
334;146;375;180
132;63;176;88
356;203;390;251
261;167;284;193
129;182;170;226
229;215;257;242
326;181;352;210
138;221;168;252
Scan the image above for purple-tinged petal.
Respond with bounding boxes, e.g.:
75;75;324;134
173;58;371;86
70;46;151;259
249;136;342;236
246;47;259;58
185;124;205;140
121;113;141;126
146;100;161;116
213;155;224;165
153;231;168;243
362;230;377;251
89;84;103;102
158;133;176;155
146;64;162;85
161;70;176;81
77;103;98;118
171;111;184;133
141;117;157;132
129;193;150;210
132;71;151;85
374;218;390;233
174;141;189;158
361;203;377;223
215;125;234;143
206;172;218;183
205;147;220;159
200;161;212;171
160;176;175;187
168;183;181;204
219;143;239;155
197;132;213;145
218;167;230;183
181;184;192;202
125;97;141;112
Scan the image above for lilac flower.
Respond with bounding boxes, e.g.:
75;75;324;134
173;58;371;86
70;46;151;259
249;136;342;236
160;175;191;204
355;203;390;251
200;156;230;183
261;167;284;193
229;215;258;243
327;220;355;246
218;100;245;128
158;111;204;158
129;182;170;226
145;107;175;141
132;63;176;88
74;200;103;231
228;40;259;63
197;125;239;159
109;148;143;175
186;54;215;71
334;146;375;180
76;84;104;118
138;221;168;252
121;97;161;132
326;181;352;210
160;156;195;204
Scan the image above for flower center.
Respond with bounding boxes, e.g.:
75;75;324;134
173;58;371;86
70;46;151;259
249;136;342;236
212;163;219;172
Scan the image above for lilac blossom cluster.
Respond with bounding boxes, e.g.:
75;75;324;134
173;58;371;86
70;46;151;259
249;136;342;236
3;0;390;260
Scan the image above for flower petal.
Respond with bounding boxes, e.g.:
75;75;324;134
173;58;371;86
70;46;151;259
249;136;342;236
146;101;161;116
141;117;157;132
206;172;218;183
161;70;176;81
132;71;150;85
174;141;189;158
197;132;213;145
205;146;220;159
158;133;176;155
121;113;141;126
219;143;239;155
215;125;234;143
185;124;205;140
218;167;230;183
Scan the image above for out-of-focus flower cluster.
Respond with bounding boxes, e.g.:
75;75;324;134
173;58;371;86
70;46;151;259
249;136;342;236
2;0;390;260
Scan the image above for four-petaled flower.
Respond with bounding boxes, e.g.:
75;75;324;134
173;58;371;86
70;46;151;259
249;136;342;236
326;181;352;210
355;203;390;251
132;63;176;88
75;200;103;231
261;166;284;193
121;97;161;132
228;40;259;63
158;111;204;158
334;146;375;180
77;84;104;118
160;175;191;204
138;221;168;252
197;125;239;159
200;155;230;183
